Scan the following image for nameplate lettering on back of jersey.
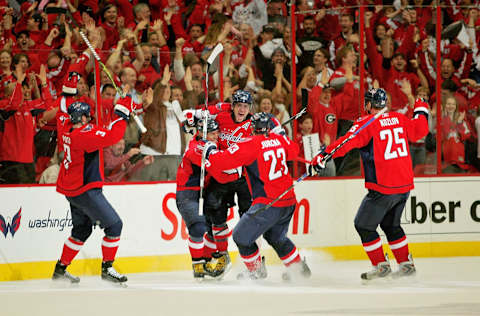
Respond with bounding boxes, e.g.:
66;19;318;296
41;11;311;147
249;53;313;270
379;117;399;127
261;139;281;149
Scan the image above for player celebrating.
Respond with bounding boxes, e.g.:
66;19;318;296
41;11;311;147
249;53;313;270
176;119;230;280
184;90;254;277
311;89;429;281
202;112;311;280
52;88;135;285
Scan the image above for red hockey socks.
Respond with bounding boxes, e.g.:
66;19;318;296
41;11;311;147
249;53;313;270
281;247;301;267
60;237;84;266
241;249;261;272
102;236;120;262
203;233;217;259
388;235;409;263
188;237;204;260
212;224;231;252
362;237;385;266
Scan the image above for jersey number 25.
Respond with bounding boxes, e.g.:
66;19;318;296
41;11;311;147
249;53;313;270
380;127;408;160
263;148;288;180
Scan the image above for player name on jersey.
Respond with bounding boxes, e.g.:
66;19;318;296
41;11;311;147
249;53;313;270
261;138;281;149
379;117;400;127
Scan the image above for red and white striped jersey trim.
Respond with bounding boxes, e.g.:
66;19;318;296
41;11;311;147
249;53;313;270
281;247;300;266
203;235;216;249
389;236;407;250
102;237;120;248
213;226;232;238
188;238;204;250
363;238;382;252
65;237;84;251
241;250;260;263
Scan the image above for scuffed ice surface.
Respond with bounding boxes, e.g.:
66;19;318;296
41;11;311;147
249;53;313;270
1;254;479;316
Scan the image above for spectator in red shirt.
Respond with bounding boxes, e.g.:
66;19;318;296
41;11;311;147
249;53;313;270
148;20;170;73
184;24;205;55
0;66;52;184
329;46;360;134
308;83;348;147
99;4;121;51
14;30;44;73
383;51;422;112
136;43;162;93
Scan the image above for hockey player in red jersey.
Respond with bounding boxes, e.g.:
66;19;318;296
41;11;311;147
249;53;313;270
183;90;254;277
176;119;232;280
312;89;429;281
52;88;135;285
202;112;311;280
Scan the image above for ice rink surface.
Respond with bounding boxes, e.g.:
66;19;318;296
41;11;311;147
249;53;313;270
1;254;479;316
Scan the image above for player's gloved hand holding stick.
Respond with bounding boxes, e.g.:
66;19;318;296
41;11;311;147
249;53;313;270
113;85;136;121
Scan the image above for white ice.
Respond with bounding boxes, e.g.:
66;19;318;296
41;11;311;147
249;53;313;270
1;254;479;316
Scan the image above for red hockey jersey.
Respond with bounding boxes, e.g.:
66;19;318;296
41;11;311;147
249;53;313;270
208;133;299;207
56;119;127;197
326;107;428;194
176;139;204;191
177;138;242;191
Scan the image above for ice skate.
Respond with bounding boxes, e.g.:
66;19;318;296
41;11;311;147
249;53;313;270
52;261;80;284
211;251;232;279
282;257;311;281
392;254;416;279
361;260;392;281
101;261;128;285
192;259;220;280
237;256;267;280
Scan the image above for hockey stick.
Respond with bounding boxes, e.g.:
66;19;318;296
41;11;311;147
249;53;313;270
77;32;147;133
199;43;224;216
281;107;307;127
252;106;388;217
65;11;146;133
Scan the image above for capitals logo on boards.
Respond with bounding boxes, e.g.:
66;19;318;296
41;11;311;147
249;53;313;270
0;208;22;238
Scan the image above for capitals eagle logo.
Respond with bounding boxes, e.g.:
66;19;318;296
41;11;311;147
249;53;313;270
0;208;21;238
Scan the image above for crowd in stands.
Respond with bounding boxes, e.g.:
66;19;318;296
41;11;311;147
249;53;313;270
1;0;480;184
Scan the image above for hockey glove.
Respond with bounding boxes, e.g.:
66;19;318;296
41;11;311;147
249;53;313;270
183;109;210;124
311;148;329;173
181;121;195;134
114;96;133;121
413;98;429;119
182;110;196;127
